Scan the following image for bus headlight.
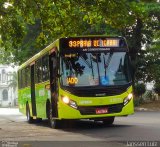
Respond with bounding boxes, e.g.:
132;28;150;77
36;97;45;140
61;96;77;109
124;93;133;106
62;96;70;104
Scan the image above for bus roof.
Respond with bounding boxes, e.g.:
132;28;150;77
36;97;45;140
18;39;59;71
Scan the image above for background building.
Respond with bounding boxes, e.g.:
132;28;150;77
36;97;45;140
0;65;18;107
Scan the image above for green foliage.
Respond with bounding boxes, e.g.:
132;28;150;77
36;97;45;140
0;0;160;80
0;0;140;64
139;30;160;83
154;83;160;96
134;99;139;107
127;2;160;84
134;98;144;107
134;83;146;97
134;83;146;106
142;90;153;101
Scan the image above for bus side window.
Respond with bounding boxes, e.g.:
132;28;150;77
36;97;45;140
35;58;42;83
42;55;49;82
25;66;31;87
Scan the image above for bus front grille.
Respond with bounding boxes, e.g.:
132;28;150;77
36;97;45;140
78;103;123;115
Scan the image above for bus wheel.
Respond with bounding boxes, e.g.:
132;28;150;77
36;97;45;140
49;108;61;129
26;105;33;123
50;118;61;129
103;117;115;125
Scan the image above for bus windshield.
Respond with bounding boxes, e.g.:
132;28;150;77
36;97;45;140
60;52;131;87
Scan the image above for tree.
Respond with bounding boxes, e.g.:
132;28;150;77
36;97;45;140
154;83;160;98
144;30;160;83
8;71;18;91
123;2;160;83
134;83;146;98
0;0;138;64
0;0;159;73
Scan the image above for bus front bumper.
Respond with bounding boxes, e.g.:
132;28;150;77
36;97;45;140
58;98;134;119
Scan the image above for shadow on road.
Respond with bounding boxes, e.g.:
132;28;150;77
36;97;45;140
34;119;133;131
32;119;134;141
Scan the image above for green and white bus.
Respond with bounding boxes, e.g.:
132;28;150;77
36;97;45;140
18;36;134;128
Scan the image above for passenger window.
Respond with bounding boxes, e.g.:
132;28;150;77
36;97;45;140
35;59;42;83
42;55;49;81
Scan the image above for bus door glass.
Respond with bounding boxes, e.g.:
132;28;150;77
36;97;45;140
49;51;58;117
30;64;37;116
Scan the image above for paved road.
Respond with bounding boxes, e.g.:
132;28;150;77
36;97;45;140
0;108;160;147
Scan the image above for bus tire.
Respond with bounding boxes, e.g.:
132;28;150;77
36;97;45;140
26;104;33;123
49;106;61;129
103;117;115;125
46;100;50;120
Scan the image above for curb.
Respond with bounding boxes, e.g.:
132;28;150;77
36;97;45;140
135;107;160;112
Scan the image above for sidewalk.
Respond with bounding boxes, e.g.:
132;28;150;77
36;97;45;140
135;107;160;112
0;107;20;115
134;100;160;112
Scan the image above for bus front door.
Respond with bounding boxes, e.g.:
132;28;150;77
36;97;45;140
49;52;58;117
30;64;37;117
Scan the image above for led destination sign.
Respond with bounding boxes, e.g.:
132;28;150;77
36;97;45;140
60;37;127;52
68;39;119;48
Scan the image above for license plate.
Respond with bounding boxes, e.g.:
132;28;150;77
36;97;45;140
96;108;108;114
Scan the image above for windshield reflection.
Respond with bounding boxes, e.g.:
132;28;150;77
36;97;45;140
60;52;131;87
